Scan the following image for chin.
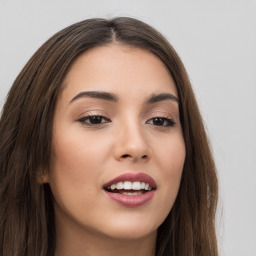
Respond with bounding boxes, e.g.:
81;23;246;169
88;213;160;241
101;225;157;241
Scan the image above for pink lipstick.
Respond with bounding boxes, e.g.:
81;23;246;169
103;173;156;207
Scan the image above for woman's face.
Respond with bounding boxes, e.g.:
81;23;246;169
46;44;186;240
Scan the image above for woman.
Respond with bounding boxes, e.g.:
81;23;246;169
0;17;218;256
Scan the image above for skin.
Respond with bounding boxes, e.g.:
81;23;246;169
44;44;186;256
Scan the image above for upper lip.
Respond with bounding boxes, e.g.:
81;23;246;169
103;172;157;189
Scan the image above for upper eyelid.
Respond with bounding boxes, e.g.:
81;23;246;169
77;115;111;127
78;114;110;120
74;107;177;121
76;109;176;118
146;116;176;124
78;114;175;124
145;110;175;120
76;110;109;119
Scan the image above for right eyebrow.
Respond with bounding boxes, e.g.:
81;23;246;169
69;91;119;104
146;93;179;104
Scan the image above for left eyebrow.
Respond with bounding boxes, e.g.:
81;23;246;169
146;93;179;104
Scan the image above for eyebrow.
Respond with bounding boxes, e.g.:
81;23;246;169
70;91;119;104
70;91;179;104
146;93;179;104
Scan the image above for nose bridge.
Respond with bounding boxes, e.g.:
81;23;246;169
114;115;150;162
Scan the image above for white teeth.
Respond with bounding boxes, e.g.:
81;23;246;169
132;181;141;190
110;184;116;190
108;181;152;191
116;182;123;189
123;181;132;190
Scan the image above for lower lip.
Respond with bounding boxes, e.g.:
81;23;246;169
104;190;155;207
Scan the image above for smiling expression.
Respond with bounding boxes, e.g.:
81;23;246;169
46;44;186;241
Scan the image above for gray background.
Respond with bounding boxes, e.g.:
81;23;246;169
0;0;256;255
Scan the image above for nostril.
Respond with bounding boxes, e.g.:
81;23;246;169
121;154;148;159
121;154;131;158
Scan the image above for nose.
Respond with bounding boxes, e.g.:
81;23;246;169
113;121;151;163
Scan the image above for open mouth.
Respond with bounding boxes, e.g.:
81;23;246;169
103;173;157;207
104;181;156;195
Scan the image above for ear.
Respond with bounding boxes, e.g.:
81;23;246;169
37;170;50;184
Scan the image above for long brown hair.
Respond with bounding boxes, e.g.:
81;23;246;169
0;17;218;256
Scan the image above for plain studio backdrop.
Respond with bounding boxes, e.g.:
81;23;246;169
0;0;256;255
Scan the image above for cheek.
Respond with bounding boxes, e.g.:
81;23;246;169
156;132;186;174
48;132;97;198
51;128;108;173
47;137;104;226
165;137;185;187
53;125;114;163
48;129;114;201
154;134;185;212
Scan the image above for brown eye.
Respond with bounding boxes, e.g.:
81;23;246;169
147;117;175;127
78;115;111;125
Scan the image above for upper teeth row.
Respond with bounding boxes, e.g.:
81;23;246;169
108;181;152;191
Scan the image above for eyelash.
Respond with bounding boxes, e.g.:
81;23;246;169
78;114;176;128
78;115;111;126
146;117;176;127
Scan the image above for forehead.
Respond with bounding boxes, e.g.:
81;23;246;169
60;44;178;101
